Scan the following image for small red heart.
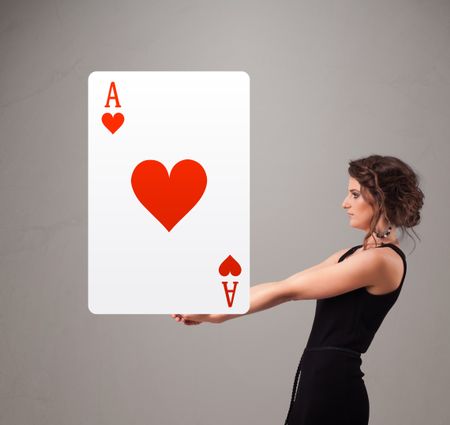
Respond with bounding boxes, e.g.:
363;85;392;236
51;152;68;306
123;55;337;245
131;159;207;232
219;255;242;277
102;112;124;134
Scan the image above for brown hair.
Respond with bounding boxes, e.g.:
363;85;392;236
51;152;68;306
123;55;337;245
348;155;424;252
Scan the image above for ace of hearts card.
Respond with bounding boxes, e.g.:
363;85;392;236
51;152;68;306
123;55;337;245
88;71;250;314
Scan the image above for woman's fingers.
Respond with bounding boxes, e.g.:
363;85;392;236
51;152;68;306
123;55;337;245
170;314;203;325
170;314;183;322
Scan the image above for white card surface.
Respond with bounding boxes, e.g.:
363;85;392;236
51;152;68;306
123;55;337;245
88;71;250;314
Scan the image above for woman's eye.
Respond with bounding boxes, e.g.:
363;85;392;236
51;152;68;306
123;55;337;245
352;194;359;199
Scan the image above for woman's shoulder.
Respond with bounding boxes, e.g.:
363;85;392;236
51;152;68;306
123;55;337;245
358;244;406;293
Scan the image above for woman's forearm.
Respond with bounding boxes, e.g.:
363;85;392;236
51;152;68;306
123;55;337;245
222;280;290;322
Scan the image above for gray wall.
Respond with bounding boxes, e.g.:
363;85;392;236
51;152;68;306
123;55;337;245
1;0;449;424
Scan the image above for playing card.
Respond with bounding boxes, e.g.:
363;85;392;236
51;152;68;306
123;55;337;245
88;71;250;314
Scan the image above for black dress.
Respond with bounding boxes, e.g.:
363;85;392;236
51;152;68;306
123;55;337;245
284;243;407;425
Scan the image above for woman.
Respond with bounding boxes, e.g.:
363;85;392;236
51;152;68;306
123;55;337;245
171;154;424;425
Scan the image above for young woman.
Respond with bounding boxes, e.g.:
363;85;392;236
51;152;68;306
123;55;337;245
171;154;424;425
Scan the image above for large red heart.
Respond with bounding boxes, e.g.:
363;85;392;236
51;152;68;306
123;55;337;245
131;159;207;232
102;112;124;134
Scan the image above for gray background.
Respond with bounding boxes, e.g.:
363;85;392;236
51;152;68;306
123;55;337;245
1;0;449;424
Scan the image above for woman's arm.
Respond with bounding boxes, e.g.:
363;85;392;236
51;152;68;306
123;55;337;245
220;247;353;321
174;247;352;324
226;248;386;320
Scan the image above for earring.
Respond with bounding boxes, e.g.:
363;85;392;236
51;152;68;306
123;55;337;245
375;225;392;239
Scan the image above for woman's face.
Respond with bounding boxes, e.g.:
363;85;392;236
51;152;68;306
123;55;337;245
342;177;374;231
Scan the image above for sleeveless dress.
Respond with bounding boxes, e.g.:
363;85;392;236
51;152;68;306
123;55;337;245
284;242;407;425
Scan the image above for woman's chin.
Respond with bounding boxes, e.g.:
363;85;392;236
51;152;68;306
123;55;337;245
349;223;367;231
348;220;360;230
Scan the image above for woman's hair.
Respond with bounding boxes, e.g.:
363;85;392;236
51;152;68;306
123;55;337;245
348;155;425;252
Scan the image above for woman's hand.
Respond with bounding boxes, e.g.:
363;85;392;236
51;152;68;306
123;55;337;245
170;313;225;325
170;314;202;326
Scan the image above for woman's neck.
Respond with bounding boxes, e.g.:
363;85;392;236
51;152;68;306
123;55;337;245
365;229;399;247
